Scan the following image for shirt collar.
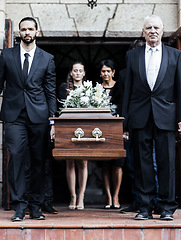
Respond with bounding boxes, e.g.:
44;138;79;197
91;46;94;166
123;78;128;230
146;43;162;53
20;44;36;58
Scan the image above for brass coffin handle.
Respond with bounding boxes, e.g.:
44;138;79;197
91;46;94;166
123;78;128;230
71;128;105;142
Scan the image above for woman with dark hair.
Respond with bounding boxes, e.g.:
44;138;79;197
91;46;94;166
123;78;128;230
58;61;88;210
99;59;125;209
58;61;86;101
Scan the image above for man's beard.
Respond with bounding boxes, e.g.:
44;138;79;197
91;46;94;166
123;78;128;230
20;35;36;44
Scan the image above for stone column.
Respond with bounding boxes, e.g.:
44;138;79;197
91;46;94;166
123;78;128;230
0;0;5;207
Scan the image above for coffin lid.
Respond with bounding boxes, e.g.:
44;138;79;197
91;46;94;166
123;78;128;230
50;108;124;120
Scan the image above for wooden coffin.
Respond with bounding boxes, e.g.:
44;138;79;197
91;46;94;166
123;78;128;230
50;108;126;160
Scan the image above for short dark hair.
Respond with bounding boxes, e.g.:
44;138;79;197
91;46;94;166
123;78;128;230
19;17;38;30
99;59;115;71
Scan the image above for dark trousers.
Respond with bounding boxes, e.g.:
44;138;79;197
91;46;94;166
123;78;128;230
132;114;178;214
124;138;141;206
5;109;49;212
25;136;54;205
43;139;54;204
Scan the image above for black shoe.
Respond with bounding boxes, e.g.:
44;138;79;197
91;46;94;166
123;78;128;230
135;212;153;220
11;211;25;222
120;205;139;213
160;211;173;221
41;203;58;214
29;210;45;220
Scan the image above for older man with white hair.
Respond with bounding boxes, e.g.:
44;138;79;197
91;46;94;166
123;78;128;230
122;15;181;220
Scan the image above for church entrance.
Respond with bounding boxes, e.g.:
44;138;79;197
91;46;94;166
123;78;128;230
36;37;131;204
37;37;131;86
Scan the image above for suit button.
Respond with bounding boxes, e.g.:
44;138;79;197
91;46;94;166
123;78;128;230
24;89;27;92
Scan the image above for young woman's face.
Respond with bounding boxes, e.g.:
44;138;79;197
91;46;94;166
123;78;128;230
70;64;85;82
100;65;115;82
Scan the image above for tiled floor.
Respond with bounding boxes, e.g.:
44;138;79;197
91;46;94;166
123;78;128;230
0;205;181;239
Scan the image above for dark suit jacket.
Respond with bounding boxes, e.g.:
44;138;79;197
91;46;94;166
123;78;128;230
0;45;57;123
122;44;181;131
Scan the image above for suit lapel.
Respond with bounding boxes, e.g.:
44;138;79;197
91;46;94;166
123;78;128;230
13;45;23;82
153;44;168;91
27;47;42;83
139;45;150;90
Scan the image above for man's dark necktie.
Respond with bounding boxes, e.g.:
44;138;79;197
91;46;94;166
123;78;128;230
23;53;29;83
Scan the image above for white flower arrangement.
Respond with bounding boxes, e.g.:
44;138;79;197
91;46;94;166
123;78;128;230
60;80;116;111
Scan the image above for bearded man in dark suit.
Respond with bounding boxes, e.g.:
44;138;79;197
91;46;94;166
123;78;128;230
122;15;181;220
0;17;57;221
